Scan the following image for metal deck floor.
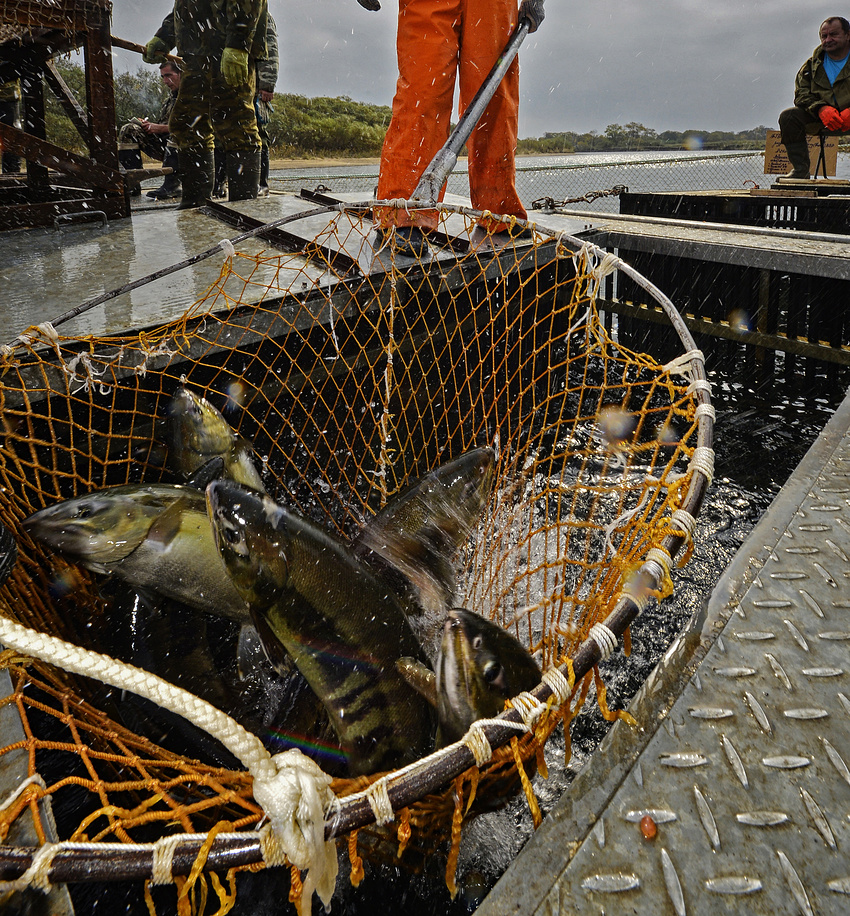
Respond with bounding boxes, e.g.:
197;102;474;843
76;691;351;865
478;385;850;915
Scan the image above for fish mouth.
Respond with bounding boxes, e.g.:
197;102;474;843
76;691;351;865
440;610;475;711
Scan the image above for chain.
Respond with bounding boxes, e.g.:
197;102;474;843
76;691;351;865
531;184;628;211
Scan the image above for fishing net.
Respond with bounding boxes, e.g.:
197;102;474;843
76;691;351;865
0;201;713;912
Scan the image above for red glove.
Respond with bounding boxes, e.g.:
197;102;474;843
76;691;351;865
819;105;843;130
840;108;850;130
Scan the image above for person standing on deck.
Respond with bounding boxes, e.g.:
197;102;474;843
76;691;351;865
213;13;278;199
778;16;850;179
356;0;545;256
142;0;268;208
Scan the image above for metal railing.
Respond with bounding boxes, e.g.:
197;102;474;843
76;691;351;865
267;150;850;213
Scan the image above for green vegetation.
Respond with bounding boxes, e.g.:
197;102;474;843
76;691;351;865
517;123;770;154
44;61;770;159
266;94;391;157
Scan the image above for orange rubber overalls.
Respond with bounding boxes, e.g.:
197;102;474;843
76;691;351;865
375;0;526;233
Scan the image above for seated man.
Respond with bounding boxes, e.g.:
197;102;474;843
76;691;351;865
778;16;850;179
0;79;22;174
118;61;182;199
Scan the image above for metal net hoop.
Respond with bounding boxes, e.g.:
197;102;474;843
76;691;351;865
0;202;713;905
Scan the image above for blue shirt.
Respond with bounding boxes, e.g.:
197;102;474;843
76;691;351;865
824;52;849;85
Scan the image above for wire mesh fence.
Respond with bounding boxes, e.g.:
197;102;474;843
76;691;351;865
269;150;850;215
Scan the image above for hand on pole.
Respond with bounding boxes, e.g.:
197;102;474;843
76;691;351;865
518;0;544;32
142;37;169;64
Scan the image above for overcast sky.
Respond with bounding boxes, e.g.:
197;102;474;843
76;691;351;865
109;1;827;137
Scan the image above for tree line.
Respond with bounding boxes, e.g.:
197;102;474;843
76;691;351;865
45;60;771;159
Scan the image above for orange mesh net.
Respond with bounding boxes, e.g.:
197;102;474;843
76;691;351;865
0;203;711;911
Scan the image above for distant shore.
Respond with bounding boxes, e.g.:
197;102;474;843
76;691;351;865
268;156;381;170
267;152;571;170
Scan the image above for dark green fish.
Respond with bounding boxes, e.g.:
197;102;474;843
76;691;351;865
168;387;265;492
434;608;541;747
353;448;495;645
23;484;249;622
206;479;435;776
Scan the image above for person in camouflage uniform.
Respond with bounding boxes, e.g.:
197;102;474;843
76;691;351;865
213;13;277;199
0;79;21;174
255;13;278;196
143;0;268;208
118;61;182;200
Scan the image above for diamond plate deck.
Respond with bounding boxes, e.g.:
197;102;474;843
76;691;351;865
478;386;850;915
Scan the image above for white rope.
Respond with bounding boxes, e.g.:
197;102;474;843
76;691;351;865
618;588;650;614
0;618;339;911
463;722;494;766
510;691;547;730
0;842;60;895
251;751;339;912
219;238;236;259
364;777;394;827
694;402;716;422
541;667;573;705
588;623;618;661
663;349;705;379
689;445;715;484
0;774;46;812
644;546;673;588
150;834;183;886
670;508;697;541
688;378;712;397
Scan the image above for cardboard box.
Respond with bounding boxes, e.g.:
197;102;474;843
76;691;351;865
764;129;838;175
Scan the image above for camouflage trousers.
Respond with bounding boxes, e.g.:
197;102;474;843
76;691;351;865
169;57;260;152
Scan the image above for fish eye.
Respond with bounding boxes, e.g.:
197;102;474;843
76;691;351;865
482;661;502;684
222;526;242;545
75;504;93;520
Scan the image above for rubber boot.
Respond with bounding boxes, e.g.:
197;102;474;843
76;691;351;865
780;141;811;179
212;146;227;198
177;147;214;210
146;147;182;200
258;147;270;197
227;149;261;202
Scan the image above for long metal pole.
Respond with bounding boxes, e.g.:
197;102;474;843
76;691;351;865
411;19;530;205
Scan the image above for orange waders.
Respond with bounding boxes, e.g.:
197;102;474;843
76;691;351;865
375;0;527;232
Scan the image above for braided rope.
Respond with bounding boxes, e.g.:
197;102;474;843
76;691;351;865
0;617;338;909
588;623;618;661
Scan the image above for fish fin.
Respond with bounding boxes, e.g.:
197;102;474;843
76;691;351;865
144;498;189;546
249;608;295;677
396;657;438;706
186;456;226;489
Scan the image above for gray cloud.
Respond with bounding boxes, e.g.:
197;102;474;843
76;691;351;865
110;0;828;136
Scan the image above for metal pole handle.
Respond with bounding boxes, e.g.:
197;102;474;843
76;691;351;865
411;19;531;205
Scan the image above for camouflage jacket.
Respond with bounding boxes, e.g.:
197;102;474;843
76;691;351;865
794;44;850;115
256;14;278;93
155;0;268;62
